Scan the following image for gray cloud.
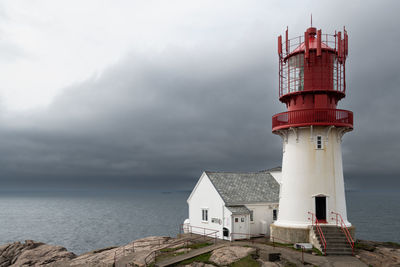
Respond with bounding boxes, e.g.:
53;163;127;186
0;1;400;191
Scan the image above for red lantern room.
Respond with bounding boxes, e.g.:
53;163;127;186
272;26;353;132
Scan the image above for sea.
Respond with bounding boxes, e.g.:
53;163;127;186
0;189;398;255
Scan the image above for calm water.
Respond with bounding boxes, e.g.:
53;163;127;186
0;190;398;254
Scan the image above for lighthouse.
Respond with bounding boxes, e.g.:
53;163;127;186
270;25;354;249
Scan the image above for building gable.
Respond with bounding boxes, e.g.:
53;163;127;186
187;172;225;205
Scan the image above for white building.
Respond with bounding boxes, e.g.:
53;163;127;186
185;169;280;240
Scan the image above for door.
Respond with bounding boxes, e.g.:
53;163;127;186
232;216;248;239
315;196;327;222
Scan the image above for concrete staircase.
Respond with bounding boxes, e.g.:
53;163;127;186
313;226;353;255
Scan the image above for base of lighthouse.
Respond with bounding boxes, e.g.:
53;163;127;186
271;125;354;244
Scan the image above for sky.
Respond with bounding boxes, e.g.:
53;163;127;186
0;0;399;191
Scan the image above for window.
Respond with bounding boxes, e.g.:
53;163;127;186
235;218;238;223
288;54;304;93
250;210;254;222
201;209;208;222
241;217;245;222
273;209;277;221
316;135;323;149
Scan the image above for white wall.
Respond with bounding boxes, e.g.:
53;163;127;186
275;126;351;228
246;203;279;236
187;173;227;239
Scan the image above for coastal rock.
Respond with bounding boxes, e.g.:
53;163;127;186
0;240;76;267
358;246;400;267
69;236;172;267
209;246;256;265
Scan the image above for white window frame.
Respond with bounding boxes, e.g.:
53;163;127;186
201;208;208;222
316;135;323;150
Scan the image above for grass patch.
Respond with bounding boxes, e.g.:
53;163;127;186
382;241;400;248
312;248;323;256
355;242;375;252
229;255;260;267
177;252;213;265
160;242;211;253
284;262;297;267
269;241;294;248
187;242;212;249
160;246;183;253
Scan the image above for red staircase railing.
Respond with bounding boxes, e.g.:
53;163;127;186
331;211;355;255
308;212;327;255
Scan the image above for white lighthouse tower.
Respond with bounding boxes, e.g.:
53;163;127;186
270;26;355;253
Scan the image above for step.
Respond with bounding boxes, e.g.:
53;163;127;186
326;242;351;247
324;238;347;242
327;244;352;249
327;251;353;255
318;233;347;237
321;239;351;244
326;248;353;252
316;236;348;242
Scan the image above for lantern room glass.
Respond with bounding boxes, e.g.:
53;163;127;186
288;54;304;93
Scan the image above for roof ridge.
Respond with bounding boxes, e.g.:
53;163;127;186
205;170;269;174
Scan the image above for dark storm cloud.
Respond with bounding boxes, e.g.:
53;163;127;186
0;39;282;190
0;1;400;190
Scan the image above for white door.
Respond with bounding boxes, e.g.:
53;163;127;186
232;215;248;239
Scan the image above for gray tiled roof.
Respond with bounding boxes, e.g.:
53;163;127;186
226;205;251;215
205;170;280;205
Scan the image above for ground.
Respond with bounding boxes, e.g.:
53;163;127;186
0;236;399;266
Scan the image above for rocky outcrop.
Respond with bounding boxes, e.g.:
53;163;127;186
0;236;173;267
0;240;76;267
209;246;256;265
69;236;171;267
356;240;400;267
0;238;398;267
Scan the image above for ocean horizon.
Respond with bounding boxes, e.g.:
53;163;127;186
0;189;398;255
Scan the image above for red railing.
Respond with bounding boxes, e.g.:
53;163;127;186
308;212;327;255
272;108;353;131
331;211;355;255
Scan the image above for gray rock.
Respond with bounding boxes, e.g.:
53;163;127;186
0;240;76;267
209;246;256;265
